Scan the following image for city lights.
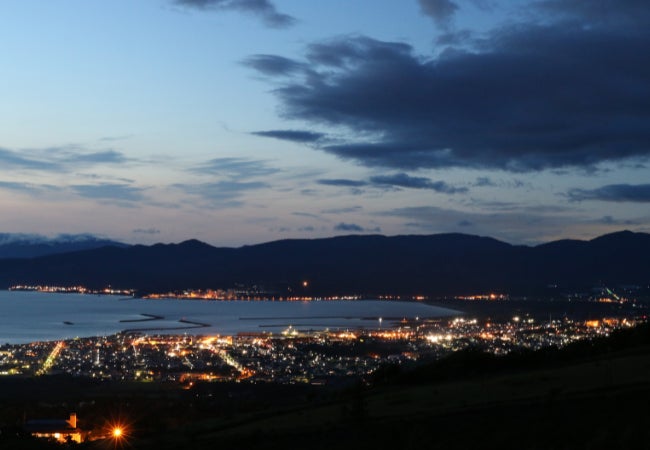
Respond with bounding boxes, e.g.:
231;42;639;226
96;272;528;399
0;315;642;384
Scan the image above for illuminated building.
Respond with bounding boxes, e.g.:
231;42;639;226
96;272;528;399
24;413;84;443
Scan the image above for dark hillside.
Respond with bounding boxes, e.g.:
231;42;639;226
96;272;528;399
0;231;649;296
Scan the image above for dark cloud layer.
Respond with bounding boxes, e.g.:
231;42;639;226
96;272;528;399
252;130;325;143
174;0;295;28
318;179;368;188
243;55;305;76
568;184;650;202
418;0;459;27
318;173;466;194
248;1;650;172
369;173;467;194
536;0;650;29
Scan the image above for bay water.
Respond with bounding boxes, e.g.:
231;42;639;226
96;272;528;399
0;290;459;344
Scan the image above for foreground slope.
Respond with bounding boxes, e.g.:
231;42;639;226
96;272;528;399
136;323;650;450
0;324;648;449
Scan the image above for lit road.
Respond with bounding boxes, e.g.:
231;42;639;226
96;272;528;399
37;341;64;376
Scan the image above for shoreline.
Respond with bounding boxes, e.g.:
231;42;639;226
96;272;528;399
0;293;470;344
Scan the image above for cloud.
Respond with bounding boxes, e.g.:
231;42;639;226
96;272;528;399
381;205;580;245
99;134;134;142
418;0;459;27
174;180;268;207
0;178;148;205
369;173;467;194
334;222;380;233
61;150;129;165
292;212;321;219
317;179;368;188
317;173;466;194
251;130;325;143
474;177;496;187
471;177;526;189
247;11;650;172
596;215;636;226
53;233;109;243
243;55;306;76
0;180;60;195
71;183;147;202
0;233;108;245
334;222;364;232
191;157;280;178
305;37;412;68
535;0;650;29
174;0;295;28
567;184;650;203
133;228;161;235
0;233;45;245
0;148;59;171
0;145;132;173
436;29;474;46
321;206;363;214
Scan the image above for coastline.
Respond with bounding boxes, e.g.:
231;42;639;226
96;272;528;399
0;292;458;344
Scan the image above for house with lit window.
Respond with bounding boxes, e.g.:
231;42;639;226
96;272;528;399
24;412;83;443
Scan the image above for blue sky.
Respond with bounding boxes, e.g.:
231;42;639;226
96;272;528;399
1;0;649;246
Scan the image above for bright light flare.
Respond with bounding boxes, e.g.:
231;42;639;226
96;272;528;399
104;420;131;446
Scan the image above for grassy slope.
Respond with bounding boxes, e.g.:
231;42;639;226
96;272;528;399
136;341;650;450
3;325;649;449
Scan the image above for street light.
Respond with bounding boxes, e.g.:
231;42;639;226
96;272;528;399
105;421;129;448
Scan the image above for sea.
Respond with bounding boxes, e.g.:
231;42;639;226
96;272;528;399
0;290;460;344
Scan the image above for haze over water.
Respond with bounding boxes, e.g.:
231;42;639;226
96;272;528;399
0;291;459;344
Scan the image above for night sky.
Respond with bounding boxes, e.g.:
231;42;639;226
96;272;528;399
1;0;649;246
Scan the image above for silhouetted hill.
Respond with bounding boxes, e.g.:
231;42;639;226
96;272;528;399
0;231;649;296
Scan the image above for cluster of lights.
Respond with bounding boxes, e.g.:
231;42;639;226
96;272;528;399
455;293;507;301
9;285;134;296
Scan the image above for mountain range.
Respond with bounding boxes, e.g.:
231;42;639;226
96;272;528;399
0;233;127;259
0;230;649;296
